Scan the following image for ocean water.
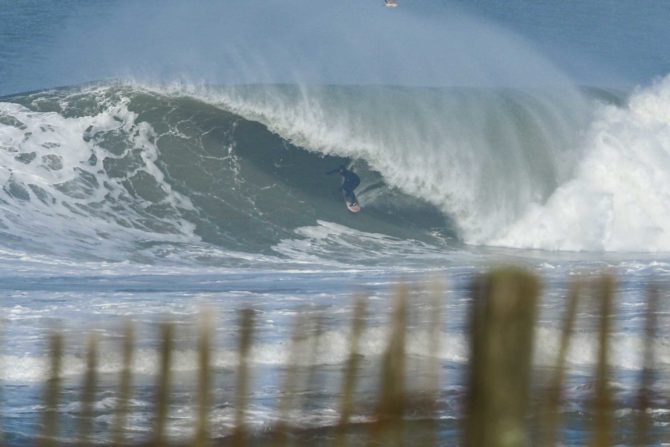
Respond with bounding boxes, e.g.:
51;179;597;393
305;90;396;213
2;1;670;445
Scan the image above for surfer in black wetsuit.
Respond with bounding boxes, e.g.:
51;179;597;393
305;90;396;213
327;165;360;205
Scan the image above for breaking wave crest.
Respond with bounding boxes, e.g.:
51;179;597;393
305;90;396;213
0;77;669;262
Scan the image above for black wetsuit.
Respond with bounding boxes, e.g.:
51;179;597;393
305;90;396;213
328;166;360;204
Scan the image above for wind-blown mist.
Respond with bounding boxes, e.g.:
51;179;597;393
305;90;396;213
49;0;577;88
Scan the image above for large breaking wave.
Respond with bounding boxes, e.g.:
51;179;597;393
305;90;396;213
0;78;669;262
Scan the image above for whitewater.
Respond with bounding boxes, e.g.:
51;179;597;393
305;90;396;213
2;0;670;445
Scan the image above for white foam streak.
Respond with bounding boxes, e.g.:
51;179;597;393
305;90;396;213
7;324;667;383
2;326;453;383
273;220;447;267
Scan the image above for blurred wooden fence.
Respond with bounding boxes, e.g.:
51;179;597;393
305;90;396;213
1;267;665;446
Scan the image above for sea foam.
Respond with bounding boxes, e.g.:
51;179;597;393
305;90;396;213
495;75;670;251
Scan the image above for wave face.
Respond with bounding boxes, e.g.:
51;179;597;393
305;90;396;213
1;79;669;260
0;84;455;263
182;83;591;245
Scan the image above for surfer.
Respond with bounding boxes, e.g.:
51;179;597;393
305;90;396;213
327;165;360;205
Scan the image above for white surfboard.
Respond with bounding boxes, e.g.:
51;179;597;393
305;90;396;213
346;200;361;213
